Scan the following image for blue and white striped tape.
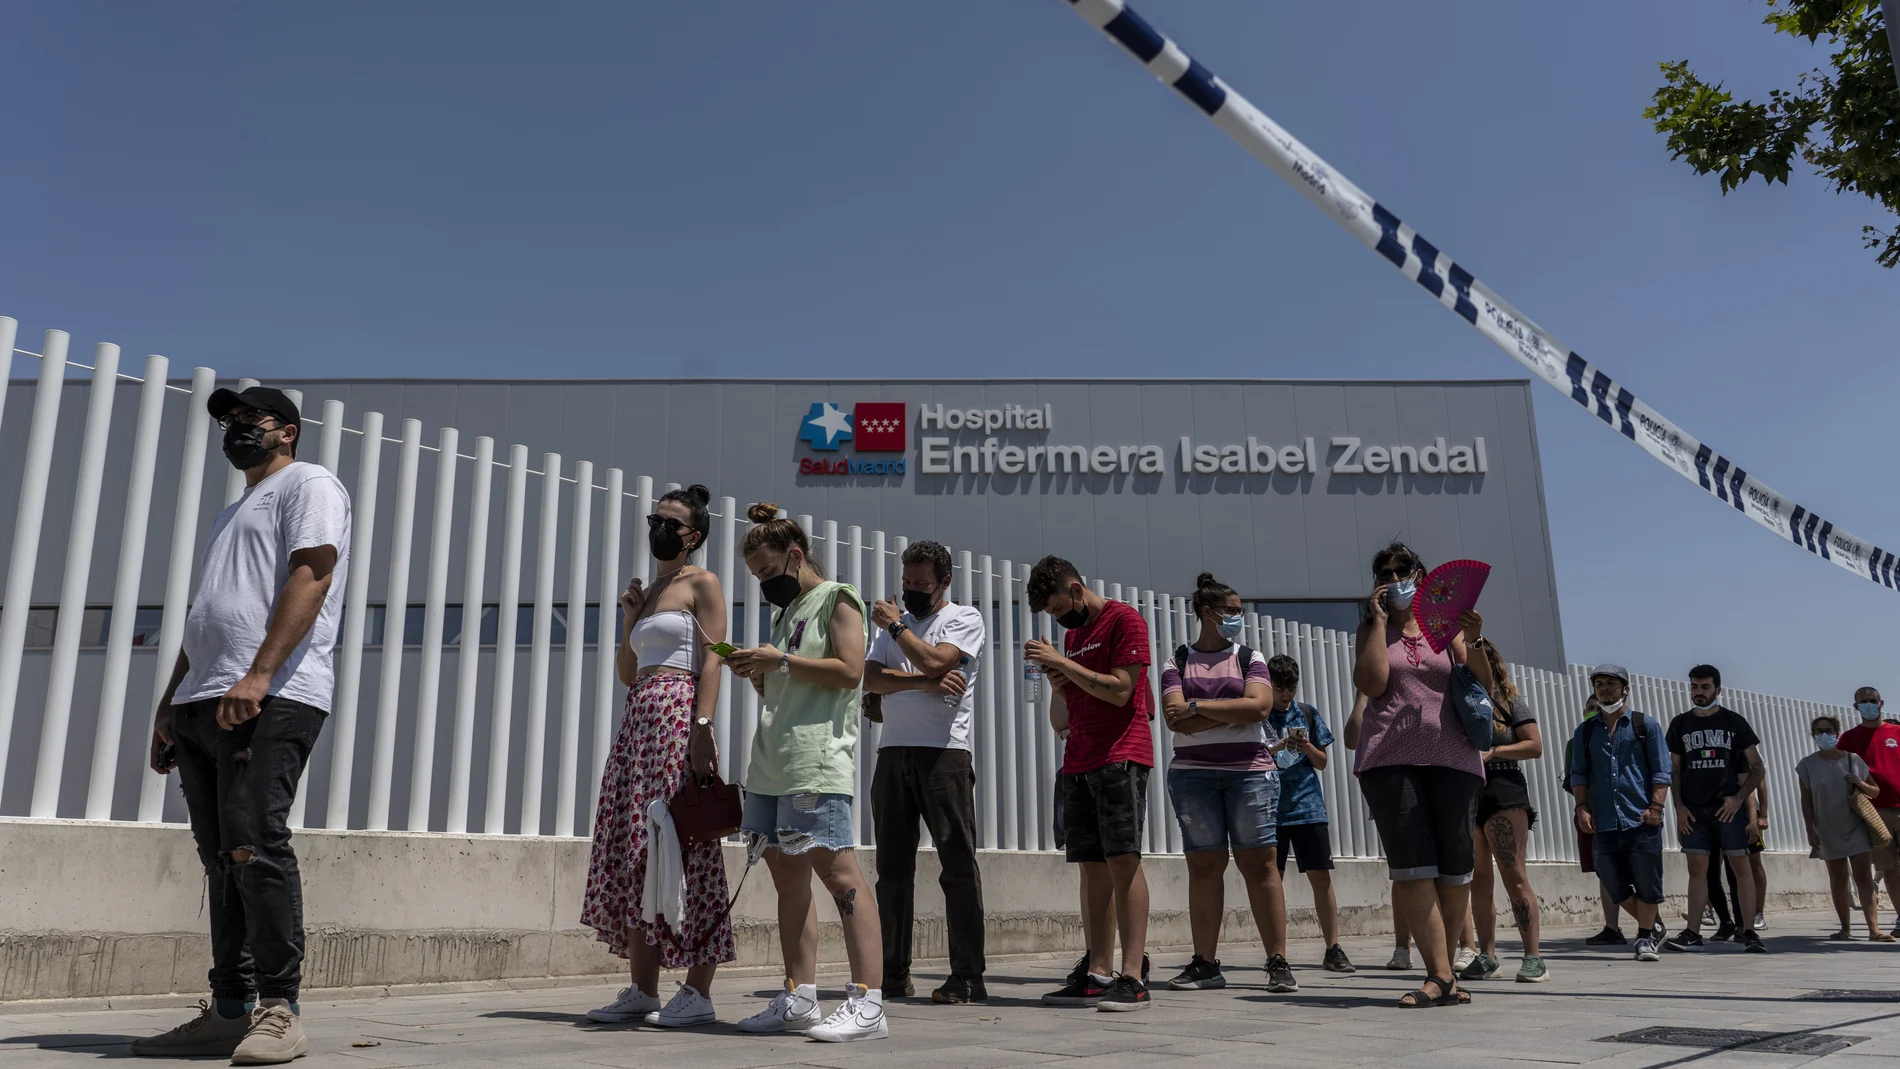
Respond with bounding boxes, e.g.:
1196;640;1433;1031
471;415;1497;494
1062;0;1899;593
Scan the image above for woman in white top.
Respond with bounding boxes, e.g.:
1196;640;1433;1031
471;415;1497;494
581;485;731;1027
1796;714;1892;942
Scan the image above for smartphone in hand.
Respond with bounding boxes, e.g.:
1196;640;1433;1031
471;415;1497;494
707;641;739;658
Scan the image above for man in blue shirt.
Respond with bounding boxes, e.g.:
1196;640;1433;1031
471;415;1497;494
1265;655;1352;974
1568;663;1672;962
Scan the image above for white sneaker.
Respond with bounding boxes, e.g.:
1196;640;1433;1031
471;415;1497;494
587;984;662;1024
1634;936;1661;962
1385;947;1412;970
646;984;716;1028
1452;947;1478;973
1754;912;1767;930
738;980;823;1033
807;984;888;1043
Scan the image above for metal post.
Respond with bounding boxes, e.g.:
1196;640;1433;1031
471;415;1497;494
326;410;385;830
222;377;260;506
33;344;121;817
520;453;561;836
87;354;170;820
446;436;494;834
846;524;867;845
0;331;70;803
0;318;14;435
406;426;459;832
556;460;593;837
716;497;738;764
737;537;761;785
995;559;1019;850
485;445;530;834
589;467;623;832
976;555;998;849
863;530;886;823
633;476;653;585
366;418;422;831
317;400;345;474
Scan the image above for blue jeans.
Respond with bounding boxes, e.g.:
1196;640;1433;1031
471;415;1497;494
742;791;855;854
1166;767;1278;854
1593;823;1665;905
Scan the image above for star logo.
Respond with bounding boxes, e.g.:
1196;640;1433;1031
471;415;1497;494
799;402;853;451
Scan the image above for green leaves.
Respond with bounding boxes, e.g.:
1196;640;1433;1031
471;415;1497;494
1646;0;1899;267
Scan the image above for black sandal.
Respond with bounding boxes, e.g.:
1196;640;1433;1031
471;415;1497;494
1398;976;1471;1007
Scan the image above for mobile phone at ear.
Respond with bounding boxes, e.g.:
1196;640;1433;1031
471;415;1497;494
707;642;739;658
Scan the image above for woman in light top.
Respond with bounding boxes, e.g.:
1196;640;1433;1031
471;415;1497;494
1796;714;1891;942
1458;625;1548;984
723;503;887;1043
581;484;731;1028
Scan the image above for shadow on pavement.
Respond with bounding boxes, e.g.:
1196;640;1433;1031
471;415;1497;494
0;1033;140;1059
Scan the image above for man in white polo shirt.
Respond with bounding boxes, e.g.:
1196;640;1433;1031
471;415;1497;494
864;539;987;1005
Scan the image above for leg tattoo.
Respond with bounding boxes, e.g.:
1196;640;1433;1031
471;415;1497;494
1486;814;1519;867
1511;899;1533;933
834;887;857;917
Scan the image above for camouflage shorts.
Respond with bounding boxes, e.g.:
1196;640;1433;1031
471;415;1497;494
1060;761;1151;863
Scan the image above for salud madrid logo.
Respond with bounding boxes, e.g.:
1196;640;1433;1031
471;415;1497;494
798;402;907;475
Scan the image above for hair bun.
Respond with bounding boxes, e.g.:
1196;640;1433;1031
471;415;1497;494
685;483;711;507
747;501;781;525
1195;571;1217;588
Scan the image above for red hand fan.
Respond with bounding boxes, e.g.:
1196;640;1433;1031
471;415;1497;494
1415;559;1491;653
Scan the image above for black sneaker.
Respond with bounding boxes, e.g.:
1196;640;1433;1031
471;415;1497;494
1097;974;1150;1012
1265;954;1300;993
1142;953;1151;982
1068;952;1149;984
1043;972;1109;1007
1323;943;1356;973
1165;955;1225;991
932;974;988;1004
1741;931;1767;954
1584;926;1627;946
1663;930;1704;953
1709;923;1736;943
882;975;915;999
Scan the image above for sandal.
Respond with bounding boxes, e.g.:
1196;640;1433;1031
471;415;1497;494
1870;931;1897;943
1827;930;1855;941
1398;976;1471;1007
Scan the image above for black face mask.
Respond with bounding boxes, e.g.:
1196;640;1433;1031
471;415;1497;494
760;568;803;609
222;422;274;471
901;589;938;619
649;526;690;562
1055;594;1090;630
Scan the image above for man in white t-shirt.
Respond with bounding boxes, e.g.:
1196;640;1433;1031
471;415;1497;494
864;539;987;1005
134;385;351;1065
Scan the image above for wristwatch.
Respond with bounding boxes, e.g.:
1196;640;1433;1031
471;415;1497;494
694;717;712;729
1187;699;1200;715
776;653;790;675
888;621;909;638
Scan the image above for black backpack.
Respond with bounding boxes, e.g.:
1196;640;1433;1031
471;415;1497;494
1569;710;1655;786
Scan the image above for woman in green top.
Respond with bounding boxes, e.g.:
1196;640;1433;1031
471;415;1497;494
724;503;886;1043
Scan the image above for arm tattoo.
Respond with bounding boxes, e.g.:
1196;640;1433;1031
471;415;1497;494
834;887;856;916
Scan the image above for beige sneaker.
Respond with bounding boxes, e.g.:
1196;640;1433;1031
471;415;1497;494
128;1000;253;1058
230;1000;308;1065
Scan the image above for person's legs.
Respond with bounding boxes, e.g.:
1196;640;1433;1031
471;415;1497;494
170;700;255;1009
1183;850;1228;960
808;846;883;990
1105;852;1150;979
763;848;821;986
1470;826;1498;958
1168;768;1230;962
1629;826;1666;933
1305;863;1340;949
1705;847;1734;932
1234;847;1286;959
1487;809;1541;958
1080;862;1116;976
1825;858;1852;935
1394;895;1412;950
1849;854;1884;937
1422;768;1481;964
1681;852;1712;934
1064;769;1117;978
1601;886;1620;930
1394;879;1450;981
1727;852;1759;935
870;748;924;989
1749;847;1768;923
1225;770;1285;961
916;748;986;983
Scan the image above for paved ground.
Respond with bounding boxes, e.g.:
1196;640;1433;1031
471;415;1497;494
4;909;1898;1067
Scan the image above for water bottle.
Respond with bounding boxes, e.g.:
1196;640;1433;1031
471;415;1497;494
1023;660;1045;705
942;654;972;707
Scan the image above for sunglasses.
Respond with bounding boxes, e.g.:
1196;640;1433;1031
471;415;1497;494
1375;566;1418;582
647;514;690;534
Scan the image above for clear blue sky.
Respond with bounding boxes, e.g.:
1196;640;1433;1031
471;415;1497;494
3;1;1894;704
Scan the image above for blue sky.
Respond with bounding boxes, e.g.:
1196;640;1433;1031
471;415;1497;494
3;1;1894;704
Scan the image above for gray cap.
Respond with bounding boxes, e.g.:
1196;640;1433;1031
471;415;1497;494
1590;663;1631;685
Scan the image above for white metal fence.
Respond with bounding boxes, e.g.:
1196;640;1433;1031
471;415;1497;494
0;318;1853;859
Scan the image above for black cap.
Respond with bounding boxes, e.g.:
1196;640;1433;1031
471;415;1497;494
208;385;301;430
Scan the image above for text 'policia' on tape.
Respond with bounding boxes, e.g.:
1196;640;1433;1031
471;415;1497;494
1059;0;1900;594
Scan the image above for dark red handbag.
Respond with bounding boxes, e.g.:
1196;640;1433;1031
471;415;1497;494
668;771;744;845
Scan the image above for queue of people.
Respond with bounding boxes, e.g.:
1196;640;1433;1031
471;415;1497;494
124;411;1900;1060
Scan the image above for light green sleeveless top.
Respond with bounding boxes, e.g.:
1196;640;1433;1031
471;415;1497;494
745;580;867;797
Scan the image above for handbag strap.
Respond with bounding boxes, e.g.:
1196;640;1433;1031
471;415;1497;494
669;838;764;954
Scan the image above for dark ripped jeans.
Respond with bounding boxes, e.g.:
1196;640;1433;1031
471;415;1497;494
172;695;326;1002
872;746;986;982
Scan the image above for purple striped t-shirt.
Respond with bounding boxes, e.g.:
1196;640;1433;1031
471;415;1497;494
1162;644;1277;771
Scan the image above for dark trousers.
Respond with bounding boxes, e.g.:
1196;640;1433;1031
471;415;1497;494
1706;851;1742;927
172;695;326;1001
871;746;986;981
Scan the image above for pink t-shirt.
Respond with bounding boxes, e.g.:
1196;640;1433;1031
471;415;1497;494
1352;624;1484;780
1162;645;1276;771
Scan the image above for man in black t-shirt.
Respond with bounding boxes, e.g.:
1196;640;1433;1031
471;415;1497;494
1663;664;1767;954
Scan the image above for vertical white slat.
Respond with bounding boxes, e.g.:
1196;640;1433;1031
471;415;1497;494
484;445;530;834
737;540;762;786
33;344;121;817
446;436;495;834
1038;590;1058;852
519;453;562;837
996;560;1019;850
819;518;838;583
406;426;459;832
555;460;593;837
1145;589;1178;854
953;548;975;843
139;365;216;822
632;476;654;585
715;499;738;770
589;467;623;833
326;410;385;830
0;331;70;801
86;354;170;820
219;377;261;507
366;418;423;832
317;400;345;474
861;530;885;814
977;555;999;850
0;317;15;433
845;526;867;845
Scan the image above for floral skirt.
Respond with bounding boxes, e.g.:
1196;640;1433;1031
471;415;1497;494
581;673;735;968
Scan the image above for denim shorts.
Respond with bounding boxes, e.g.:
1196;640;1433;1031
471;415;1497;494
741;790;855;854
1166;767;1278;854
1679;804;1751;856
1593;824;1665;905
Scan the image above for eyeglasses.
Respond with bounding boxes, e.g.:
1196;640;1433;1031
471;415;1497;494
647;514;689;534
218;414;281;431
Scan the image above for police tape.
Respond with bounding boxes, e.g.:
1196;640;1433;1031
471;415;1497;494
1060;0;1900;592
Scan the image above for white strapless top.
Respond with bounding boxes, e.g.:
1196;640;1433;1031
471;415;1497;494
627;610;697;673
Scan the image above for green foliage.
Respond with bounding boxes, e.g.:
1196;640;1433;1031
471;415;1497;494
1645;1;1900;267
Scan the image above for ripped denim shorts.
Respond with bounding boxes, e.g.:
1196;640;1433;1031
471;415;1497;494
741;790;855;854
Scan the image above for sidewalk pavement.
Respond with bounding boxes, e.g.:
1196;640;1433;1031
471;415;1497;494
2;909;1896;1067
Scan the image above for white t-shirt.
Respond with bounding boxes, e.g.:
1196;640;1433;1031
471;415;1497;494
177;462;353;710
868;602;985;751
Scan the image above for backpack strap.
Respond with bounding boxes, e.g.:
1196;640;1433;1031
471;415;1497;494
1238;645;1255;673
1173;644;1190;678
1630;710;1654;788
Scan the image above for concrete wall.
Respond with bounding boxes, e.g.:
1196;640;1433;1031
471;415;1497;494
0;818;1833;1002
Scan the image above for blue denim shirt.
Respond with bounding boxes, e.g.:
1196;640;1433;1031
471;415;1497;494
1568;711;1672;832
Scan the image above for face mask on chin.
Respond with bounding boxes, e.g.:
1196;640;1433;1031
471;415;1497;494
1597;696;1626;715
1691;696;1719;711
